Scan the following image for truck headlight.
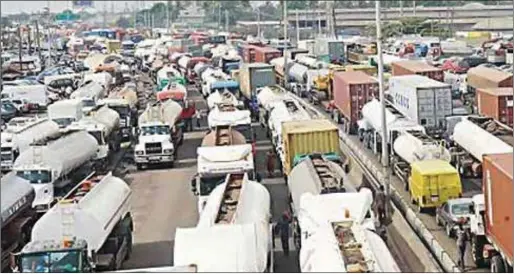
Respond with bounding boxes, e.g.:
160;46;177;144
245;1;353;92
163;149;174;154
135;150;144;155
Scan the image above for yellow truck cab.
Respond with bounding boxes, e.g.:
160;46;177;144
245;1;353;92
409;160;462;212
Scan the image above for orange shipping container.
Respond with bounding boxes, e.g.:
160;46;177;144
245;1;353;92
254;47;282;64
391;60;444;82
482;153;513;264
332;71;379;133
467;66;513;91
476;87;513;127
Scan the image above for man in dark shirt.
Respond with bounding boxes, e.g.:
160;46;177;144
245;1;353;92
275;211;292;256
375;185;386;226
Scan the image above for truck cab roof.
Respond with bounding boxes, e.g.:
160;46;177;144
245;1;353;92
22;239;87;254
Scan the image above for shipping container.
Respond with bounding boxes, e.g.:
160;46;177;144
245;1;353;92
391;60;444;82
284;48;309;61
388;75;453;131
254;47;282;64
313;38;345;63
345;64;377;76
476;87;513;127
482;152;513;269
297;40;316;55
281;119;340;175
466;66;513;94
239;63;276;100
332;71;379;134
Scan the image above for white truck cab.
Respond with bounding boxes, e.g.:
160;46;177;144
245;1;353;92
134;122;176;169
48;99;84;128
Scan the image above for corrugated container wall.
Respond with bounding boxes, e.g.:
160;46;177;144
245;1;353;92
482;152;513;262
388;75;452;130
391;60;444;82
254;47;282;64
476;87;513;127
281;119;340;175
333;71;379;127
467;66;513;92
239;63;276;99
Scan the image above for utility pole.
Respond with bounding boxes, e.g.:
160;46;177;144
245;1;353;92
400;0;403;17
27;25;32;54
257;10;261;39
283;0;289;84
103;1;107;28
412;0;416;16
133;3;137;29
35;20;42;62
218;3;222;30
331;2;337;38
375;0;391;221
225;10;229;32
17;26;23;70
295;10;300;43
166;0;171;33
318;9;322;35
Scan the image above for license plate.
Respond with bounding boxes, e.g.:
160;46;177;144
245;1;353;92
431;196;439;202
149;157;160;161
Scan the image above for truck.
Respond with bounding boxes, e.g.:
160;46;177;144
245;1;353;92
287;154;356;249
178;56;210;82
207;89;242;110
0;118;60;171
13;130;98;213
68;106;121;167
82;71;113;92
11;172;134;272
476;87;513;127
157;82;188;103
287;63;309;96
70;81;107;114
203;77;239;99
467;67;513;106
468;153;512;272
267;98;311;149
297;40;315;55
239;63;276;119
269;57;294;86
176;173;272;272
212;54;242;75
330;71;379;134
47;99;84;128
156;65;186;91
297;189;400;272
391;60;444;82
191;127;253;213
283;48;309;61
313;38;345;64
134;100;183;170
256;85;290;127
1;84;48;110
253;47;281;64
388;75;453;136
450;116;512;178
1;172;36;272
100;84;139;146
279;119;340;176
207;103;255;150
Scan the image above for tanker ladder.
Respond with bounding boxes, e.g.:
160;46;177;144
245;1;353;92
215;173;244;224
308;154;344;194
215;125;234;146
217;103;237;112
332;220;372;272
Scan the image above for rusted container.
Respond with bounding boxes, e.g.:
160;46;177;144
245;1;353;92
333;71;379;133
391;60;444;82
482;152;513;264
467;66;513;93
476;87;513;127
242;45;258;63
254;47;282;64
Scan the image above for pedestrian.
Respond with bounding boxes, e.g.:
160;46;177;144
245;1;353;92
375;185;386;226
275;211;292;256
194;108;202;129
456;223;469;271
266;149;276;178
183;100;194;132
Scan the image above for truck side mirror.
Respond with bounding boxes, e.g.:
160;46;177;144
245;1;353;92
190;177;197;194
469;204;475;214
9;253;18;272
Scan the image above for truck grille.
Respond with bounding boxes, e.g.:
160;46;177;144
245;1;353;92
145;142;162;154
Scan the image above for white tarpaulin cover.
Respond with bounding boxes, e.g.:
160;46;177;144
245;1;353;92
393;133;451;164
207;108;251;128
206;90;239;109
197;144;252;163
257;86;289;110
139;100;183;126
362;99;397;132
71;81;106;100
7;119;60;153
1;172;33;226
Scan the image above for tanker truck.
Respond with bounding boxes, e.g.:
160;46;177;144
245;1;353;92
206;89;242;110
70;81;107;114
450;115;512;178
0;118;60;171
47;99;84;128
287;154;356;250
176;173;273;272
1;172;36;272
256;85;290;127
100;84;139;146
267;98;310;149
392;130;451;191
297;189;401;272
207;103;255;151
13;130;98;213
11;172;134;272
156;65;186;91
191;126;253;213
134;100;183;170
68;106;121;167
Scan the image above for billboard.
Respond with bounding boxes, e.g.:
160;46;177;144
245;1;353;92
72;0;93;8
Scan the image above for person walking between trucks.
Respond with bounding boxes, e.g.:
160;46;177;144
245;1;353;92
375;185;386;226
275;211;292;256
194;108;202;129
182;100;195;132
456;223;469;271
266;149;276;178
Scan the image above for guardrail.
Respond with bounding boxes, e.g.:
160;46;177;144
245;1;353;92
288;92;461;273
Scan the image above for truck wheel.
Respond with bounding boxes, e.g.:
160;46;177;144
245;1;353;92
136;163;143;170
491;255;505;273
471;236;485;267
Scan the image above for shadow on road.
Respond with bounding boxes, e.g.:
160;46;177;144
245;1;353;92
122;240;174;270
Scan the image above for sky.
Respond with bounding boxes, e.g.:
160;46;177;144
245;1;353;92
1;0;266;15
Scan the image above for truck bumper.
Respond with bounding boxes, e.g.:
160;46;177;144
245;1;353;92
1;162;13;171
135;154;174;164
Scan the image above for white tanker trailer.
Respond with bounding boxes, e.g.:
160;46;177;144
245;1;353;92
13;130;98;213
12;172;134;272
0;118;60;171
392;130;451;190
70;81;106;114
256;85;290;127
450;115;513;178
298;189;400;272
267;98;310;149
287;154;357;250
69;106;121;165
206;89;241;110
175;173;273;272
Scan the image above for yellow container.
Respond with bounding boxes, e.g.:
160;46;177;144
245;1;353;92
409;160;462;210
106;39;121;54
467;31;491;39
345;64;377;76
281;119;340;175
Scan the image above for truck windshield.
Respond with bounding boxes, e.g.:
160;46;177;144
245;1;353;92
200;176;226;196
82;99;96;108
52;118;75;127
16;170;52;184
141;125;170;136
20;250;80;273
451;202;472;216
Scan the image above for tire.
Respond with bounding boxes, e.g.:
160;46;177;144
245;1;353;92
124;233;133;261
136;163;143;170
491;255;505;273
471;236;485;267
445;223;453;238
436;213;442;226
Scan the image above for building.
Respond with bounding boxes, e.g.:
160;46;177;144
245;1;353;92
176;1;205;27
